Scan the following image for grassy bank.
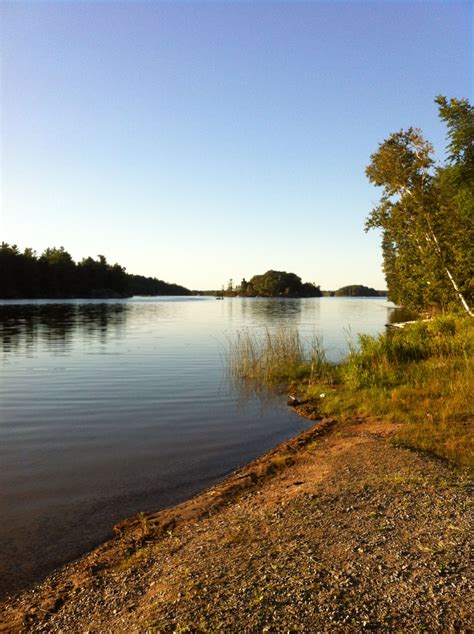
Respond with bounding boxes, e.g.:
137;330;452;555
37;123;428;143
229;316;473;471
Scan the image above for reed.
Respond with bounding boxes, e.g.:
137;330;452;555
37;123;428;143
228;327;332;388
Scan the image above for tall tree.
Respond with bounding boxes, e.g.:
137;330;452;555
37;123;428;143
365;98;473;315
435;96;474;308
435;95;474;179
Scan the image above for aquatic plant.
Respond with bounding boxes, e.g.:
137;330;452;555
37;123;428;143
227;327;333;388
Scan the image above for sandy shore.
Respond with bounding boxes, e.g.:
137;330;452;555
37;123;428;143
1;412;472;632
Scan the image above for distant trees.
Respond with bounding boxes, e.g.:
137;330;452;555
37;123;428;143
335;285;381;297
0;244;191;299
365;96;473;315
127;274;190;296
240;278;249;294
0;244;38;298
40;247;77;296
236;270;322;297
77;255;128;297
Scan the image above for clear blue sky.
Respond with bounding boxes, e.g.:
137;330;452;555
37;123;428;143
1;1;472;290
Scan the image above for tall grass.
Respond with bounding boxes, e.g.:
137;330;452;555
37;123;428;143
343;316;471;389
228;327;333;388
338;316;474;470
228;317;474;471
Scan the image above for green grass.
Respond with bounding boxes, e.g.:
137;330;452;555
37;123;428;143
228;317;474;471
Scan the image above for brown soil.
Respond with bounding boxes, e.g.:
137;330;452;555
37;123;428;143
1;413;472;633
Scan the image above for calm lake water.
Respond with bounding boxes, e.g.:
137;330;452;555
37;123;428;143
0;296;397;598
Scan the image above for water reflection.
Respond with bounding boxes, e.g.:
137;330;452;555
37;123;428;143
386;306;418;324
237;297;306;324
0;302;128;358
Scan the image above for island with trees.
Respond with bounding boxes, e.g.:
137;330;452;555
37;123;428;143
194;270;323;298
237;271;322;297
0;244;191;299
334;285;386;297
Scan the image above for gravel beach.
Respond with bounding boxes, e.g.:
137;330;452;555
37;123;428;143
1;415;472;632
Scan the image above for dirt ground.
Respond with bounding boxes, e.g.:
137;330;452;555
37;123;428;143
1;414;472;633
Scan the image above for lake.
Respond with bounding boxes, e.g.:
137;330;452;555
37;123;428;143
0;296;397;598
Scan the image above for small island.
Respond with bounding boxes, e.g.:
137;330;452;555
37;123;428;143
194;270;323;298
240;270;322;297
334;284;386;297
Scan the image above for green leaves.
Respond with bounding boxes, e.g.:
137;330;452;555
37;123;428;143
435;95;474;176
365;127;434;198
365;97;473;315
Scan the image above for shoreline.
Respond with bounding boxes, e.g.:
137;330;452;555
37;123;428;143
0;408;329;605
1;408;471;632
0;408;331;602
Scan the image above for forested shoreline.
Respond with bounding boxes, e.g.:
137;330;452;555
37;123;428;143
0;244;191;299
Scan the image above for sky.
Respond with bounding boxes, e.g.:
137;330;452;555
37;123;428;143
1;1;472;290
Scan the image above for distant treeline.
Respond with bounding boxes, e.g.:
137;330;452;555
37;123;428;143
327;285;387;297
0;243;191;299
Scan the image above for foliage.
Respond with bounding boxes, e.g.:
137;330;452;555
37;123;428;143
436;95;474;178
239;270;322;297
335;285;382;297
342;317;471;388
365;96;473;315
0;243;191;299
